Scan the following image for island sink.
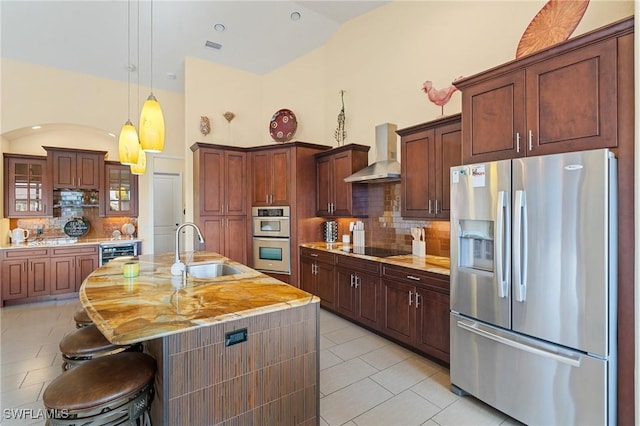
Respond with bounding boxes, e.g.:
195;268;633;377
186;261;242;279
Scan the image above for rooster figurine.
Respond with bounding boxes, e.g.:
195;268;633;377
422;76;463;116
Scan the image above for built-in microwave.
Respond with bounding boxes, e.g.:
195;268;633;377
252;206;290;238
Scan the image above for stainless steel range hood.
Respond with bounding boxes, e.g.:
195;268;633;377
344;123;400;183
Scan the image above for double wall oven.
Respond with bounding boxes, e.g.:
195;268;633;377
252;206;290;274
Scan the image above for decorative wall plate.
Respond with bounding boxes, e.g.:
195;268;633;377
516;0;589;59
269;109;297;143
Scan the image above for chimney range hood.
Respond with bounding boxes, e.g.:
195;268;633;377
344;123;401;183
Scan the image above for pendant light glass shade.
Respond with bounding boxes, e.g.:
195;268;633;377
139;93;165;152
130;144;146;175
118;120;140;165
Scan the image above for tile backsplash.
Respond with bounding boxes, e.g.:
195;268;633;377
8;190;137;242
333;183;450;258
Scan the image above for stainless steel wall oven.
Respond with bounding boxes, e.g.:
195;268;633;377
252;206;290;274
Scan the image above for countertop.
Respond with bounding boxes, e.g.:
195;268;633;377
0;237;142;250
300;242;450;276
79;252;318;345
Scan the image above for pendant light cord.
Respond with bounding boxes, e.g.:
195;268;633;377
150;0;153;92
126;0;131;119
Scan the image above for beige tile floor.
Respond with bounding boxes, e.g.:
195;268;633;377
0;300;520;426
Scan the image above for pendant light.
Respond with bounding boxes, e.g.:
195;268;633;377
139;0;165;153
131;145;146;175
118;0;139;165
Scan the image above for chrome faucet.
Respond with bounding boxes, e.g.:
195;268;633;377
170;222;205;276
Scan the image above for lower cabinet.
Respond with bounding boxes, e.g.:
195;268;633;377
381;264;450;363
300;248;335;310
2;248;50;302
335;256;382;330
1;245;99;305
299;248;451;364
201;216;248;265
50;245;99;293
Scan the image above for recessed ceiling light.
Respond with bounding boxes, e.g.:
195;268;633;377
214;23;225;32
167;72;176;80
205;40;222;50
290;11;301;21
31;125;41;130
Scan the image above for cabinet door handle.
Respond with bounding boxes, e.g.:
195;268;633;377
415;292;420;309
407;275;421;281
355;275;360;289
435;200;439;215
516;132;521;153
350;273;355;287
428;200;432;214
408;290;413;306
528;130;533;151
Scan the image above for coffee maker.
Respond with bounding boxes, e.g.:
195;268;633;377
322;221;338;243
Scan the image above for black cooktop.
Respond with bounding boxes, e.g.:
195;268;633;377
352;246;411;258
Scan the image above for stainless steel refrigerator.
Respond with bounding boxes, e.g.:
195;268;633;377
449;149;617;425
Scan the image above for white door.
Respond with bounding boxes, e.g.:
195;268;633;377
153;173;182;255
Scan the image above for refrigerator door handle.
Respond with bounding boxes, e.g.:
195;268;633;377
456;320;581;367
495;190;510;298
513;190;528;302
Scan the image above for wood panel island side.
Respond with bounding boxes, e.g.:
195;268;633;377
79;252;319;426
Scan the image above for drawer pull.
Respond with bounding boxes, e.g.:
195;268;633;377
310;253;318;257
407;275;421;281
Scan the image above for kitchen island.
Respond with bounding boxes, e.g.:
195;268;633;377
79;252;319;426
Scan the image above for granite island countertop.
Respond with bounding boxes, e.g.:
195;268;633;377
300;242;450;276
79;251;318;345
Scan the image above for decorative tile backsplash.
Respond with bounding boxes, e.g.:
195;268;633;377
333;183;450;258
9;190;137;242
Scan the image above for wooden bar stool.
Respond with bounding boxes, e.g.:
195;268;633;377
73;308;93;328
43;352;156;426
59;324;141;371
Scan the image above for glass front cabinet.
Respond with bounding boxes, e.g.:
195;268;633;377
4;155;51;217
104;162;138;217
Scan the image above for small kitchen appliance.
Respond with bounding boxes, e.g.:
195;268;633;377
10;228;30;244
322;221;338;243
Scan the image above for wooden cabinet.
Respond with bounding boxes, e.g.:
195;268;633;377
1;248;50;303
381;264;450;363
300;247;335;310
103;162;139;217
251;148;290;206
455;18;633;164
192;144;248;264
335;255;382;330
201;216;248;265
44;147;106;190
3;154;51;218
316;144;369;217
398;114;461;219
50;245;99;293
193;145;247;217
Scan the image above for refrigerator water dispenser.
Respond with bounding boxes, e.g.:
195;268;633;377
457;219;494;272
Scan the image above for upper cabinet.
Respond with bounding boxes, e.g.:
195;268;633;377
192;144;247;217
455;17;633;164
398;114;461;219
44;147;106;190
316;144;369;217
3;154;52;218
251;148;291;206
103;161;139;217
